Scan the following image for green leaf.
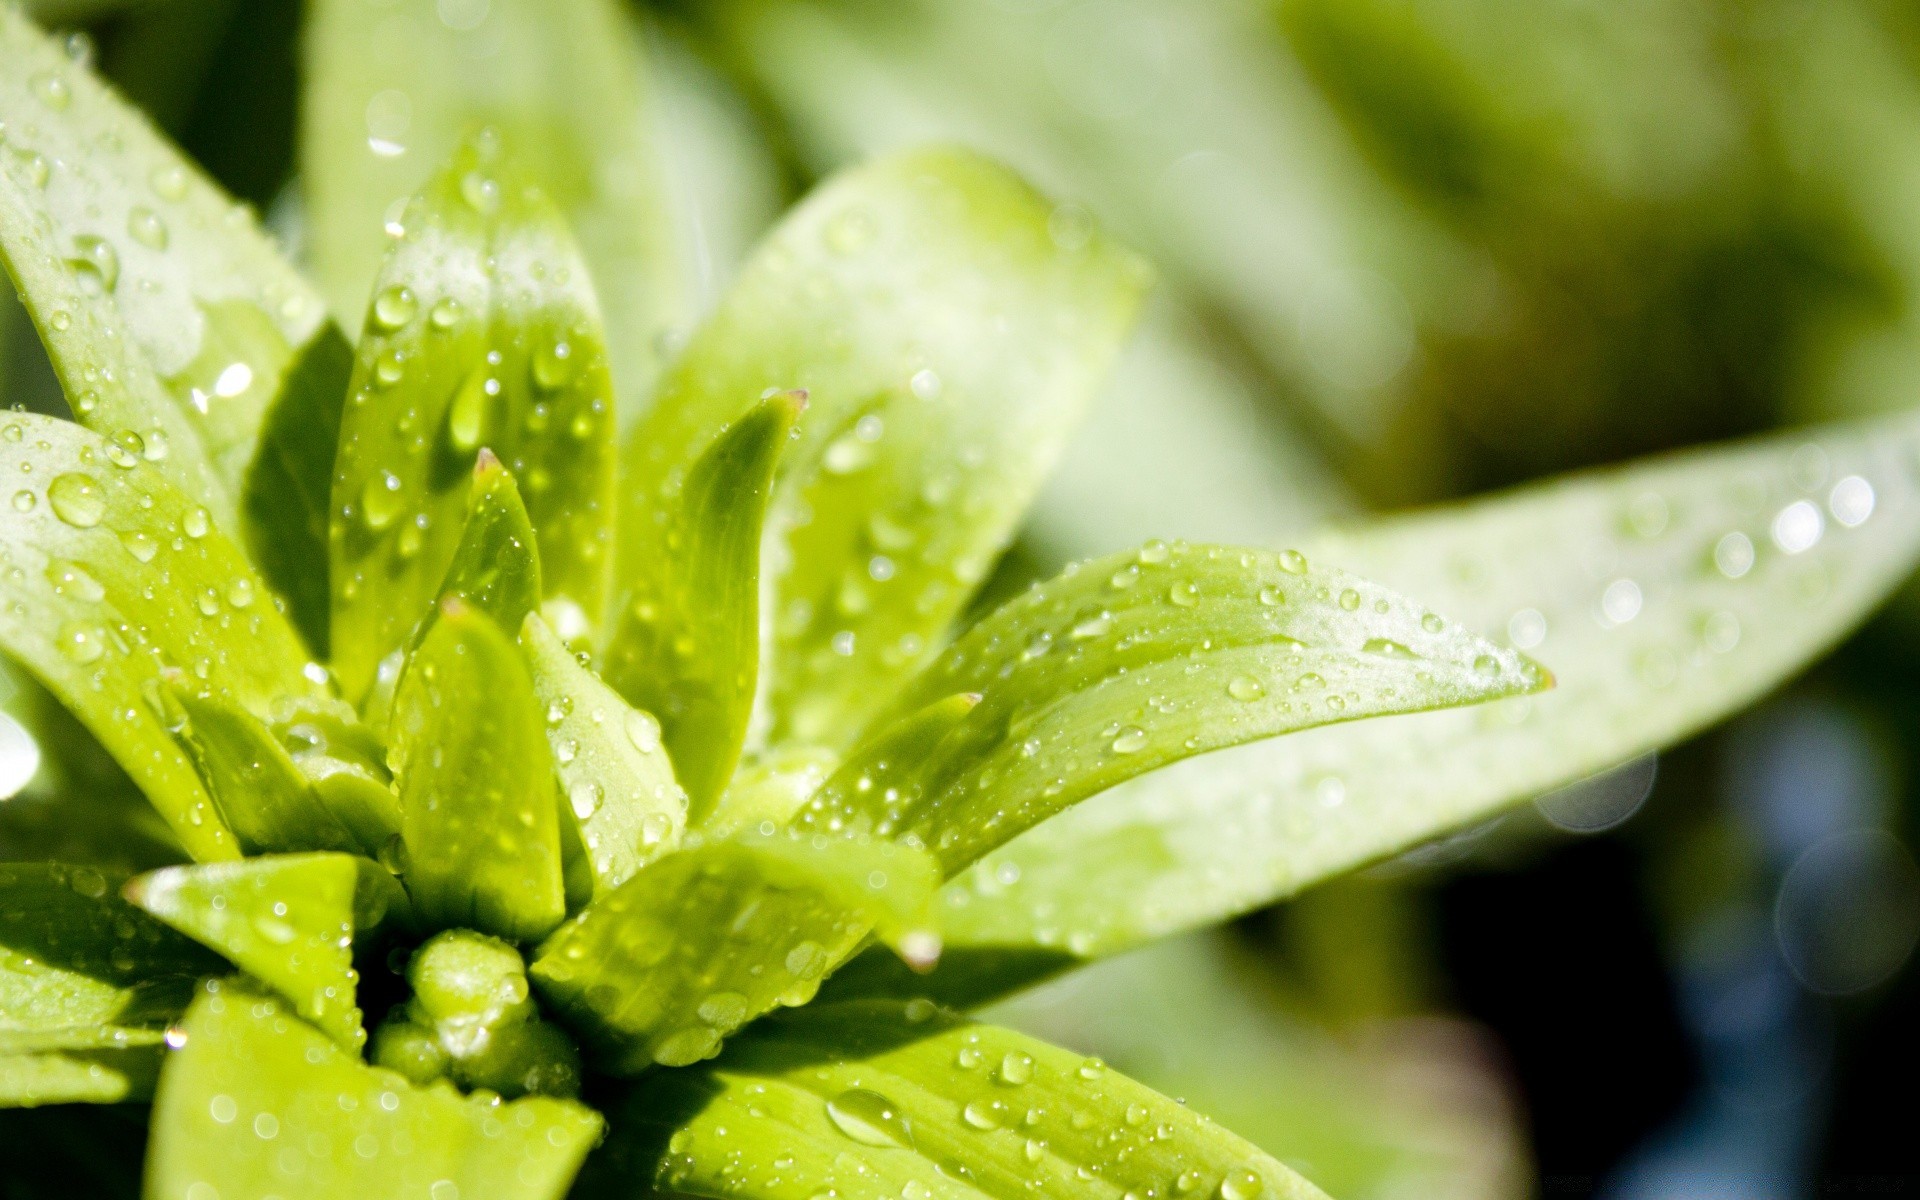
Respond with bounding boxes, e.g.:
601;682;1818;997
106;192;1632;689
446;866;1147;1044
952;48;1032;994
530;831;940;1074
271;698;405;857
167;684;363;857
1;862;220;1107
124;853;386;1051
328;136;619;703
584;1000;1330;1200
929;409;1920;975
800;541;1546;875
393;597;564;942
303;0;686;419
0;412;322;861
148;979;602;1200
241;323;356;659
0;8;334;527
605;393;801;817
440;450;542;637
615;146;1152;755
521;612;686;900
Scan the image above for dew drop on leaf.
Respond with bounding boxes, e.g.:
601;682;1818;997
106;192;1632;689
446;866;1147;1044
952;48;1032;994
1276;550;1308;574
826;1088;912;1148
46;472;105;527
371;285;417;331
68;234;120;292
1110;726;1149;754
126;206;169;250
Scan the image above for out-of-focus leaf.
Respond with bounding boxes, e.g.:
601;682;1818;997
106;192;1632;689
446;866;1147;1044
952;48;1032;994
582;999;1330;1200
328;137;618;703
303;0;685;416
530;832;939;1073
439;450;542;636
928;410;1920;973
392;598;563;942
521;613;685;900
241;323;355;658
1;862;220;1106
0;413;320;861
605;394;799;817
168;684;362;856
271;698;404;856
616;147;1151;754
148;979;602;1200
800;542;1545;875
124;853;377;1050
0;8;333;527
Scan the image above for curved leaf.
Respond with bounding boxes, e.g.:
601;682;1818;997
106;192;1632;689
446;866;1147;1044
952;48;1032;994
167;684;362;856
149;979;602;1200
328;136;618;702
392;598;563;942
530;832;939;1073
1;862;220;1107
800;542;1546;875
0;413;322;861
583;1000;1329;1200
931;409;1920;973
616;146;1152;754
0;8;333;524
521;612;686;900
440;450;542;636
303;0;685;417
605;393;800;817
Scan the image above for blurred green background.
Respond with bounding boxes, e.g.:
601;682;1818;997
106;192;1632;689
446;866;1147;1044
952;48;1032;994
6;0;1920;1195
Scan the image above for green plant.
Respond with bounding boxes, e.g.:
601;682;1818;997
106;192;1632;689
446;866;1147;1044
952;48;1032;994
3;5;1920;1199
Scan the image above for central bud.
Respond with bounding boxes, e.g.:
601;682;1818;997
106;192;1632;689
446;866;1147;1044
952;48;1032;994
372;930;582;1098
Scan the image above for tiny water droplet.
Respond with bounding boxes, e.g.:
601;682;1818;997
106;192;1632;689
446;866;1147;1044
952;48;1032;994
448;367;489;452
1226;674;1265;701
532;339;575;389
32;72;72;111
361;472;404;531
10;490;35;513
1168;580;1199;607
1219;1170;1263;1200
127;207;168;250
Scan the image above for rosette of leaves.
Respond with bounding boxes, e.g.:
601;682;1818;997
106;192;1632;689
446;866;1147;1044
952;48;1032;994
5;9;1920;1200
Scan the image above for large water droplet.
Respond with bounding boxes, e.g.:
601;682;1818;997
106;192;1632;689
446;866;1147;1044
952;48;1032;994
825;1088;912;1148
371;285;417;332
361;471;404;531
127;207;169;250
68;235;120;292
47;473;105;528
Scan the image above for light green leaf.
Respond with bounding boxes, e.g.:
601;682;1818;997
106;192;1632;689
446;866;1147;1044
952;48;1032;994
530;832;939;1074
605;393;800;817
270;698;405;857
800;541;1546;875
393;597;564;942
124;853;388;1051
521;612;686;900
583;1000;1329;1200
440;450;542;638
167;684;363;857
303;0;686;419
328;136;619;703
241;323;356;659
0;8;333;527
0;413;322;861
615;146;1152;755
148;979;602;1200
932;409;1920;972
1;862;220;1107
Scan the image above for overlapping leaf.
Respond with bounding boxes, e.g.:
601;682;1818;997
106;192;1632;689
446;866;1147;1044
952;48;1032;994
328;136;618;702
0;413;322;860
149;980;602;1200
615;146;1152;754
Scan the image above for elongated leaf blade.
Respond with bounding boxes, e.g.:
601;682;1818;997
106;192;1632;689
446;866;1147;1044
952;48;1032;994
801;542;1544;875
393;598;563;942
0;413;322;860
168;685;361;856
303;0;685;417
149;979;601;1200
931;410;1920;974
605;394;799;816
1;863;220;1107
440;451;542;638
328;137;619;702
530;832;939;1074
584;1000;1329;1200
124;854;369;1050
0;8;333;522
521;613;685;899
616;147;1152;754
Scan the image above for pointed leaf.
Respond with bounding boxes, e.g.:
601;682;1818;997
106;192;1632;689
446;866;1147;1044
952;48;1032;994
440;450;542;636
271;698;405;856
0;413;322;861
617;147;1150;755
328;137;619;702
930;409;1920;976
168;684;362;856
605;393;800;816
393;598;564;942
304;0;686;418
124;853;379;1050
1;863;220;1106
530;832;939;1074
521;612;686;899
149;979;602;1200
586;1000;1329;1200
0;9;334;523
799;542;1546;875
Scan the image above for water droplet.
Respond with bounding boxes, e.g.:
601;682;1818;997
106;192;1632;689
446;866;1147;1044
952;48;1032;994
209;1094;238;1124
962;1100;1007;1130
1110;726;1148;754
429;297;462;329
149;165;188;201
532;339;575;390
215;362;254;398
826;1089;912;1148
1361;638;1418;660
371;285;417;331
121;530;158;562
361;471;404;531
825;207;877;254
105;430;145;468
1219;1170;1263;1200
696;992;749;1027
1772;499;1823;555
1713;531;1755;579
569;780;602;819
46;560;105;602
1168;580;1199;607
373;348;406;387
997;1051;1034;1085
1600;578;1643;625
56;621;104;664
181;507;210;538
10;490;35;513
32;72;72;111
461;170;501;213
626;710;662;754
47;473;105;527
1257;585;1284;606
68;235;120;292
1472;654;1501;679
1276;549;1308;574
227;578;255;609
1138;539;1171;565
1226;674;1265;701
